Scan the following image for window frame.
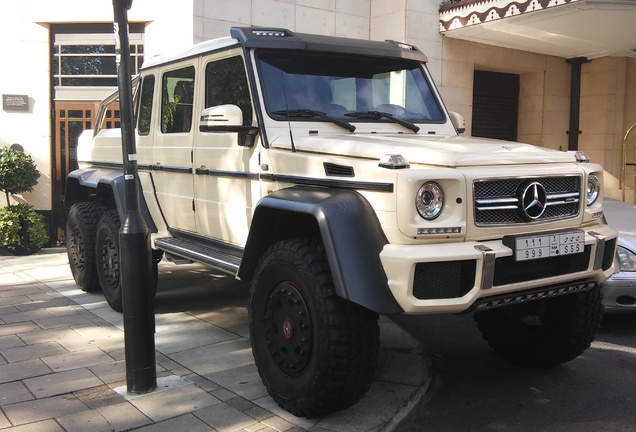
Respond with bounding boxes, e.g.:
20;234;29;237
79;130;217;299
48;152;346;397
160;66;196;134
204;55;254;127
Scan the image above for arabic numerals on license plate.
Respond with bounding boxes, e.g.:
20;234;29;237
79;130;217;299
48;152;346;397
513;231;584;261
523;247;548;260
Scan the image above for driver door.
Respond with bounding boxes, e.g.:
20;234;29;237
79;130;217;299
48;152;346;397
193;50;260;245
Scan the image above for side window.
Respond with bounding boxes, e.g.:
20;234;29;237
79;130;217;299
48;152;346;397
205;56;253;126
137;74;155;135
161;66;195;134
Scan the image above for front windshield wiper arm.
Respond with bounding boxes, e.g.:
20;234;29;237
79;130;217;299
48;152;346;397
271;109;356;132
345;111;420;133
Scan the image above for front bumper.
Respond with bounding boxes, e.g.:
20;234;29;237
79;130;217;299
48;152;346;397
380;224;618;314
601;272;636;313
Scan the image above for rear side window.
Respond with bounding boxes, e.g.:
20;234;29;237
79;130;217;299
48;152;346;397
137;75;155;135
161;66;195;133
205;56;253;126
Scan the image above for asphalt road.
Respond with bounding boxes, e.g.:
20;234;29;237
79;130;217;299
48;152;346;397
391;311;636;432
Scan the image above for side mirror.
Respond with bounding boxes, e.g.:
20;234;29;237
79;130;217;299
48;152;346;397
200;104;243;128
199;104;258;147
448;111;465;134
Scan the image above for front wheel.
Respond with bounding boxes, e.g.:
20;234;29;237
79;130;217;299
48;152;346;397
249;238;380;418
474;288;602;368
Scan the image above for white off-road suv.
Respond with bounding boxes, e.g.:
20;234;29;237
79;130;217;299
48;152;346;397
65;27;617;417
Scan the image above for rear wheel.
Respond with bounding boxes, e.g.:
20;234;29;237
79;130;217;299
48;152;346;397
66;202;103;292
96;210;123;312
249;238;380;418
474;288;602;368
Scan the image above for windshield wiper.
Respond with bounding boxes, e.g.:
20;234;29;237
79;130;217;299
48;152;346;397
345;111;420;133
271;109;356;132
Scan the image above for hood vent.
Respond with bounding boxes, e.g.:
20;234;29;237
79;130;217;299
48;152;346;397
324;163;355;177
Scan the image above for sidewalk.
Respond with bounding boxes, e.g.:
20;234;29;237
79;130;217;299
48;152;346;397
0;248;429;432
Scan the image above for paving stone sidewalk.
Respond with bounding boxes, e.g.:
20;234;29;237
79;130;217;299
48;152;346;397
0;248;429;432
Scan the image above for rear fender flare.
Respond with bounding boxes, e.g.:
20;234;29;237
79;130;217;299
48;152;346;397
65;168;157;232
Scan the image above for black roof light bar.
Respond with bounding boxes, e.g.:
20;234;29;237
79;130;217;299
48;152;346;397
230;27;429;63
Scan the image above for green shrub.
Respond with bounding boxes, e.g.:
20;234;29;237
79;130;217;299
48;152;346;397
0;204;48;253
0;147;41;206
0;147;46;254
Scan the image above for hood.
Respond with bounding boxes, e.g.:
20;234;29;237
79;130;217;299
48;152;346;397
276;133;576;167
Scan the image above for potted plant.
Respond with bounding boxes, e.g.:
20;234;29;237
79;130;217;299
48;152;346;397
0;146;47;255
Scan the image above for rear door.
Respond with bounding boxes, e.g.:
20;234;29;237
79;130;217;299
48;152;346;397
151;63;197;232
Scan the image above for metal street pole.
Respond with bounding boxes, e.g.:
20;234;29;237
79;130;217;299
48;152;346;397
112;0;157;394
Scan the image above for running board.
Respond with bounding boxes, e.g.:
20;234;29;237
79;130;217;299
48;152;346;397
155;237;242;275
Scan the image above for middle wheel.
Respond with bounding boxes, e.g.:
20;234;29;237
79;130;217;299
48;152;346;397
95;209;160;312
96;210;123;312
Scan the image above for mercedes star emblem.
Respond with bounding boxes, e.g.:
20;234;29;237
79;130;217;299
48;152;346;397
519;181;547;220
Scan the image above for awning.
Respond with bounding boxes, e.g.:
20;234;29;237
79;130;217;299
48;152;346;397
439;0;636;59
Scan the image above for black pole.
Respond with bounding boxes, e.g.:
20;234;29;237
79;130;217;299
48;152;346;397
566;57;591;151
113;0;156;394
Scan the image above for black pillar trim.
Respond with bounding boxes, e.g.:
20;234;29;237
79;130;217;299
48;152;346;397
566;57;591;151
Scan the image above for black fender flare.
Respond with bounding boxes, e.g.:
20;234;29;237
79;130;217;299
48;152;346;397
65;167;157;233
239;186;403;314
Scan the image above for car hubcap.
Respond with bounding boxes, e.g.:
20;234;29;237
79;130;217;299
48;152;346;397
264;282;312;375
70;227;84;269
100;234;119;288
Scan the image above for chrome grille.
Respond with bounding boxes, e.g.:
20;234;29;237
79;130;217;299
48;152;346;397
474;176;581;226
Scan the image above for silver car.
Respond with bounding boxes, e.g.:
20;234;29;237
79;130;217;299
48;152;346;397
602;199;636;313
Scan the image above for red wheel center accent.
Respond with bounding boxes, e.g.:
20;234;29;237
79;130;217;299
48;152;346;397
282;317;293;340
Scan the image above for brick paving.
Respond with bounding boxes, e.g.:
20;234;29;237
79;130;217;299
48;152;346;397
0;248;428;431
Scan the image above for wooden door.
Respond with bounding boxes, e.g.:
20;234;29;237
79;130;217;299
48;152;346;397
52;101;120;243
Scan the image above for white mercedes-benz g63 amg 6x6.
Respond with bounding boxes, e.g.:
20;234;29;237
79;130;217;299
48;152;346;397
65;27;617;417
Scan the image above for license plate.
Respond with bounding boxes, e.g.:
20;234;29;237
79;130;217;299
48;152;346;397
506;230;584;262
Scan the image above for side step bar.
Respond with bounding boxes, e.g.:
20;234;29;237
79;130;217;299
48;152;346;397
155;237;242;276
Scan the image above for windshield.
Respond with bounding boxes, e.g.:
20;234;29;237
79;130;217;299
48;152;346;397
256;50;444;124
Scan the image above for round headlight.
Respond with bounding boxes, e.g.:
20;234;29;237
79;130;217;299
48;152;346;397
586;174;600;206
416;182;444;220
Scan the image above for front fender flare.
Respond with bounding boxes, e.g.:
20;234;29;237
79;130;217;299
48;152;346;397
239;187;403;314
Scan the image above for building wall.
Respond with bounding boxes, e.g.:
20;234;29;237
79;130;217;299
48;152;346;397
194;0;372;43
580;57;625;200
575;56;636;201
438;37;571;150
0;4;53;210
624;58;636;203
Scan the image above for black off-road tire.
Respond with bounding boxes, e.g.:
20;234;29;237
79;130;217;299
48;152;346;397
249;238;380;418
474;287;602;368
95;210;160;312
96;210;123;312
66;202;103;292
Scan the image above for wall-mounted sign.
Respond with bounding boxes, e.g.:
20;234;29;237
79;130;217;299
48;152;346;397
3;94;29;112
